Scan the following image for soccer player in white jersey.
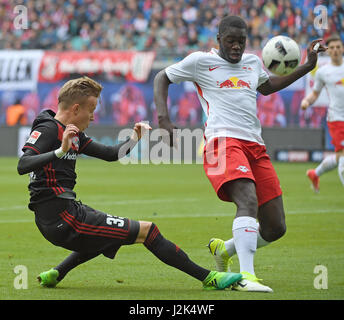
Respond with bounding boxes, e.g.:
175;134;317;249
301;34;344;191
154;15;326;293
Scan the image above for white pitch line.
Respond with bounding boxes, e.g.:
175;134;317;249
286;208;344;214
89;198;198;206
0;208;343;224
0;205;27;211
0;198;198;211
0;219;33;224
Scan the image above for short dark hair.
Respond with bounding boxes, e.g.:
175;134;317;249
326;34;343;46
218;15;248;35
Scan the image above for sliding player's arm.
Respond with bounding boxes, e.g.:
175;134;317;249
81;122;151;161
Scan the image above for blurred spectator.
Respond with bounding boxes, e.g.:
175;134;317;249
111;84;147;126
42;87;60;114
21;92;40;124
257;92;286;127
177;91;201;126
6;98;27;126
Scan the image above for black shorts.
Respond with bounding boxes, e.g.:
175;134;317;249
33;198;140;259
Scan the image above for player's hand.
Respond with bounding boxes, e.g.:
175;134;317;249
301;98;311;110
131;122;152;141
306;39;327;70
61;124;79;152
158;117;179;148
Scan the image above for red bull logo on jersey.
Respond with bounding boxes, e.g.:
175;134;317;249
217;76;251;89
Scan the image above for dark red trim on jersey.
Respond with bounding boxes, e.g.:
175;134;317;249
60;210;128;239
43;162;65;195
43;164;51;188
62;210;129;233
22;145;40;154
56;122;64;141
49;162;65;194
78;138;93;154
194;82;209;115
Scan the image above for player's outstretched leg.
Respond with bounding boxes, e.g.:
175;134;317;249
140;222;242;290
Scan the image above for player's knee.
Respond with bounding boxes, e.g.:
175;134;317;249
273;222;286;241
135;221;153;243
262;222;286;242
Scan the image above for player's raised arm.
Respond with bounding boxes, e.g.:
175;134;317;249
81;122;151;161
258;39;327;96
154;70;172;125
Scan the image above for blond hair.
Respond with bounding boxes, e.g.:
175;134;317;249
58;76;103;109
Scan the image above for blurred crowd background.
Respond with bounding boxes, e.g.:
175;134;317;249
1;0;343;60
0;0;343;133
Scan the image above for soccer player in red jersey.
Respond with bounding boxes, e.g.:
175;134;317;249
154;15;326;292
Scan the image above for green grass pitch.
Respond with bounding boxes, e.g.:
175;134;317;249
0;157;343;300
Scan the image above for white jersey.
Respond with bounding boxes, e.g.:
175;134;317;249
313;62;344;122
165;48;269;145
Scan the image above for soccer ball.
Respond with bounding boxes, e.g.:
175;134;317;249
262;36;301;76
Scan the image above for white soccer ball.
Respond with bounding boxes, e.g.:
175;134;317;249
262;35;301;76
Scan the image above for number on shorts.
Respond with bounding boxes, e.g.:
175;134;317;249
106;214;124;227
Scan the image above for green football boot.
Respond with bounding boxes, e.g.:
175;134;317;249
202;271;242;290
37;269;59;288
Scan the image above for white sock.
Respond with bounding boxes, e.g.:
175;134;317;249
315;154;337;177
256;223;271;248
232;216;258;275
225;222;270;256
224;238;236;257
338;156;344;186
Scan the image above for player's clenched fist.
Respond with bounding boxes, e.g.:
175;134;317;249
61;124;79;152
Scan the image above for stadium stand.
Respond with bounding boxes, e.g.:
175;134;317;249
1;0;343;60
